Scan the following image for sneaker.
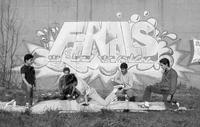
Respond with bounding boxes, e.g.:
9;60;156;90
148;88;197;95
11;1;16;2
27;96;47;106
144;101;150;108
139;101;150;108
25;103;31;108
4;100;16;109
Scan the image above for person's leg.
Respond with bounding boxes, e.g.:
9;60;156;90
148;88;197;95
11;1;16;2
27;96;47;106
162;94;168;102
21;83;29;105
116;89;125;101
143;86;151;101
104;88;117;103
143;84;163;101
26;86;33;106
161;89;170;102
126;89;134;97
126;89;135;101
65;87;72;99
29;87;33;106
89;88;116;106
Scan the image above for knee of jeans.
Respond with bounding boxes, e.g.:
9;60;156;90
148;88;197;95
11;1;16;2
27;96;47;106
126;90;134;97
127;94;134;98
146;85;151;90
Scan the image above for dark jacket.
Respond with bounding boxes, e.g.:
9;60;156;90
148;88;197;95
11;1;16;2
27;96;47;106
20;65;36;86
159;68;178;95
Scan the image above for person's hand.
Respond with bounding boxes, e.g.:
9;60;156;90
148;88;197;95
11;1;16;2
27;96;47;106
72;95;76;100
66;94;71;98
121;83;125;86
76;95;85;103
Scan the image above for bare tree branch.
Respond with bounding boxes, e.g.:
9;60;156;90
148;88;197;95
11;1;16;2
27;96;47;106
0;0;21;88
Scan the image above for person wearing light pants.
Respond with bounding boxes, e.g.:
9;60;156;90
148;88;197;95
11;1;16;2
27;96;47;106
110;62;136;101
65;74;117;106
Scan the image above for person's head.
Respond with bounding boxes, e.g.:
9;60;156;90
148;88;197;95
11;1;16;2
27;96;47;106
24;54;34;65
159;58;170;71
120;62;128;75
65;73;77;87
63;67;70;75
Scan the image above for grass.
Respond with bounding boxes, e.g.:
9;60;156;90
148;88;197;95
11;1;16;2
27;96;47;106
0;84;200;127
0;109;200;127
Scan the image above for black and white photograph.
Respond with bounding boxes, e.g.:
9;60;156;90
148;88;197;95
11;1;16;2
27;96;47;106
0;0;200;126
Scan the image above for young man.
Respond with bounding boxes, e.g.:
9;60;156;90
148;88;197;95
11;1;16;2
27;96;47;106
143;58;178;102
58;67;72;99
58;67;79;100
112;62;135;101
66;74;117;106
21;54;36;107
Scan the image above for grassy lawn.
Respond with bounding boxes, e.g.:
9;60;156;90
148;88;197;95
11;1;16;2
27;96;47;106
0;85;200;127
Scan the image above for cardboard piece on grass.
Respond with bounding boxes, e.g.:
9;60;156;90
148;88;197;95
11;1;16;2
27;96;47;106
1;100;180;114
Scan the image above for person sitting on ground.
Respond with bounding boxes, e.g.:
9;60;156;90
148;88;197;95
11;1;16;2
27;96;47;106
66;74;117;106
143;58;178;102
111;62;136;101
58;67;79;100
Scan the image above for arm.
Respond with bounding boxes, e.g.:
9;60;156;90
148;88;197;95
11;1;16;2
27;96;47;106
70;81;77;96
169;71;178;95
21;73;32;88
123;73;134;90
58;76;64;94
114;72;123;84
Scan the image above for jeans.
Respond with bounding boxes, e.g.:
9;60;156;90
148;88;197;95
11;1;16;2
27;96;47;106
21;82;33;106
143;84;170;102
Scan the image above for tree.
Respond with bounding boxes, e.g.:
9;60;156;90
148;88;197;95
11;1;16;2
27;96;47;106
0;0;21;88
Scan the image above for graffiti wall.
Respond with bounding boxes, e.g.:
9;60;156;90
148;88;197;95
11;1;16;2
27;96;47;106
18;11;194;91
191;39;200;64
5;0;200;90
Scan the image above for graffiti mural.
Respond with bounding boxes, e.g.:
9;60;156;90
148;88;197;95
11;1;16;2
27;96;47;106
190;39;200;64
18;12;192;89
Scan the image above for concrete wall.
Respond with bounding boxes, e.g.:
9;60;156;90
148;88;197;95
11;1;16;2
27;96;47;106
12;0;200;49
2;0;200;90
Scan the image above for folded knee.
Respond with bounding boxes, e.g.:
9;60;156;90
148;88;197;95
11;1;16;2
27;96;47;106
145;85;151;90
